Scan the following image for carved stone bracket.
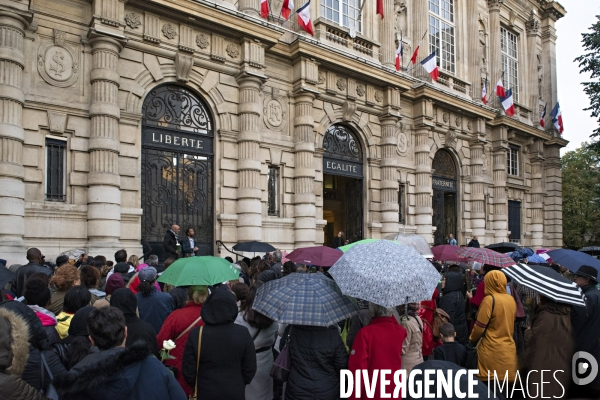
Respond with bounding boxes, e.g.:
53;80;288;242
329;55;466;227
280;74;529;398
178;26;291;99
175;52;194;82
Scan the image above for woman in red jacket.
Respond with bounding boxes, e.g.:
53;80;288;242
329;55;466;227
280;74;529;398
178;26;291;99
156;285;207;396
348;303;407;400
418;287;442;359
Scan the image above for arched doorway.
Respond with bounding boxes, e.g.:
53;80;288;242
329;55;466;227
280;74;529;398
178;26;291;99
322;125;364;246
140;84;214;260
432;149;458;246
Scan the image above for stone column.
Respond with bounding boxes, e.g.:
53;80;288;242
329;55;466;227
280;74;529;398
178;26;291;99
529;140;544;247
87;37;123;255
487;0;503;109
0;11;29;263
467;2;482;103
293;93;316;248
379;113;400;236
411;0;430;80
491;127;508;242
380;0;395;68
469;139;487;240
236;74;263;242
414;127;433;243
543;142;563;247
540;6;565;133
239;0;260;17
526;11;540;120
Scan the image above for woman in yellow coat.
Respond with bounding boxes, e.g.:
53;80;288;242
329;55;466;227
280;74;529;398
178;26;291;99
469;270;518;388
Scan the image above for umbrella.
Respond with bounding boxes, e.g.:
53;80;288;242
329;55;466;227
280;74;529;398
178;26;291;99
579;246;600;256
338;238;380;253
502;263;585;307
232;241;276;253
486;242;520;254
513;247;535;258
252;272;357;326
384;233;433;258
286;246;342;267
329;240;440;307
456;247;515;269
157;256;240;286
547;249;600;273
524;254;548;264
0;266;15;289
432;245;466;262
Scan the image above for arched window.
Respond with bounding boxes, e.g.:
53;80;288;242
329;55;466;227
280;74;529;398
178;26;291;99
323;125;363;162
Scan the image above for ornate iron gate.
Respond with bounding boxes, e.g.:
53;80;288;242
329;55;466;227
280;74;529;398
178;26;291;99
508;200;521;242
345;179;363;242
432;190;446;245
432;149;458;245
141;85;214;260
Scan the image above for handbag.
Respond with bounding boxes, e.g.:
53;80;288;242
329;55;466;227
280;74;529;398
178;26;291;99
40;351;59;400
465;295;495;369
189;326;204;400
270;326;292;382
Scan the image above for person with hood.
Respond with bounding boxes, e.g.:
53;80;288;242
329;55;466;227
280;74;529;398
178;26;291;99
54;306;186;400
398;303;424;375
135;267;174;334
56;286;92;339
469;270;517;395
439;272;468;345
103;273;125;302
182;287;257;399
521;295;573;398
0;307;48;400
348;303;407;399
235;283;279;400
48;265;80;315
418;287;443;359
53;306;96;370
467;236;480;248
24;277;60;345
157;286;207;396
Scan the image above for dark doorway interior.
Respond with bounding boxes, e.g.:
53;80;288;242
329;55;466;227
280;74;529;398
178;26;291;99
433;190;457;245
323;174;363;246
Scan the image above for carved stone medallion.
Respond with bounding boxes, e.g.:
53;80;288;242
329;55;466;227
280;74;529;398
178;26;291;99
397;131;408;154
37;30;79;88
374;91;383;103
196;34;209;49
125;13;141;29
263;88;287;131
226;43;239;58
318;72;325;85
356;85;365;97
336;79;347;91
162;24;177;39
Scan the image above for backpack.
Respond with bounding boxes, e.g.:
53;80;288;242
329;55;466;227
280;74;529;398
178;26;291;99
423;306;450;338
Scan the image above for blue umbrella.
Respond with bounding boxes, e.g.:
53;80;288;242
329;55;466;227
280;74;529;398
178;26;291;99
525;254;548;264
252;272;357;327
547;249;600;273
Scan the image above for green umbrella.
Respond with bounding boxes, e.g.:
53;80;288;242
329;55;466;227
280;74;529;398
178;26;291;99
338;239;384;253
157;256;240;286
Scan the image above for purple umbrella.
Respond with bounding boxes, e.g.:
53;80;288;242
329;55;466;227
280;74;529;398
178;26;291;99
286;246;342;267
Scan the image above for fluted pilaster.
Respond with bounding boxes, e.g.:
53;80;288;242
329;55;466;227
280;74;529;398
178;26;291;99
469;142;486;239
530;143;544;247
526;13;541;122
411;0;430;80
238;0;260;17
236;75;263;241
87;37;122;254
544;143;563;247
380;0;395;68
293;93;316;248
492;145;508;242
379;115;399;235
0;13;28;263
414;127;432;243
488;0;503;109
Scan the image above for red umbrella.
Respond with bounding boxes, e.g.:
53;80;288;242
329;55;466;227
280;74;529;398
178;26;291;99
286;246;343;267
456;247;515;269
432;245;467;262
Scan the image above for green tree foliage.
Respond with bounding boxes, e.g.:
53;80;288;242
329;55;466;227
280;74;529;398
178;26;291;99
562;144;600;249
575;15;600;140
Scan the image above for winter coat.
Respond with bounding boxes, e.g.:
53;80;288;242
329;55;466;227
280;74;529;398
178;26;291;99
14;262;52;298
182;288;256;400
348;316;407;400
345;309;371;350
432;342;467;367
522;301;573;398
0;300;67;392
467;239;480;248
571;282;600;390
235;312;279;400
400;315;423;375
439;272;468;345
418;288;443;357
55;311;74;339
163;230;179;260
157;302;205;396
136;288;175;334
469;270;518;382
48;290;67;315
28;304;60;346
0;308;48;400
54;341;186;400
285;325;348;400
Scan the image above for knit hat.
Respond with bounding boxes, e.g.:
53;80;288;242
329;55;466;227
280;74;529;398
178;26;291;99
138;266;157;282
114;262;130;274
104;274;125;295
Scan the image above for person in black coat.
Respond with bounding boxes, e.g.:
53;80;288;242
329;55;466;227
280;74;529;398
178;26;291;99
13;248;52;297
438;272;469;345
570;265;600;398
432;323;466;367
467;236;480;248
182;286;256;399
331;231;344;249
110;288;159;357
53;306;96;370
284;324;348;400
163;225;181;260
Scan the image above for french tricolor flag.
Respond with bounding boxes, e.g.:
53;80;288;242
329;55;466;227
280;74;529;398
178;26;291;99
376;0;384;18
481;79;487;105
550;102;564;134
500;89;515;117
420;52;439;81
539;105;546;128
395;39;402;71
495;78;506;98
281;0;293;20
297;0;314;36
260;0;269;18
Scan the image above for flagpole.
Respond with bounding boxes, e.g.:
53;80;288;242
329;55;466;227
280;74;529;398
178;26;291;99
404;29;427;70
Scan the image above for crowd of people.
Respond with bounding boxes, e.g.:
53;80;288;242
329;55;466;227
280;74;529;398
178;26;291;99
0;237;599;400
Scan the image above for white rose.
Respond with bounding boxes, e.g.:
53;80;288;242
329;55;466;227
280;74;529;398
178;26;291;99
163;340;176;350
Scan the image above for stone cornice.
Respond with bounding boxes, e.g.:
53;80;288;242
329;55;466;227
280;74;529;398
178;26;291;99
539;1;566;21
488;115;561;144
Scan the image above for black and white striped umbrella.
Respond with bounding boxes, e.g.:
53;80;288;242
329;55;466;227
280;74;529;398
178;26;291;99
503;263;586;307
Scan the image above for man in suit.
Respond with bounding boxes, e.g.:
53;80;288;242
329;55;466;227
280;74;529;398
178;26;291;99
163;224;180;260
181;227;199;257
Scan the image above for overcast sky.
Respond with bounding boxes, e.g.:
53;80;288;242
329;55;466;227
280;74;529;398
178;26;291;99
556;1;599;154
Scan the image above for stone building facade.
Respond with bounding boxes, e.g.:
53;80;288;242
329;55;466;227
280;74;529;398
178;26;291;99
0;0;567;264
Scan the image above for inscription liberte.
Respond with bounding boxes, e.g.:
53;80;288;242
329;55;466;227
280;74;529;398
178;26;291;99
325;160;359;173
150;132;204;150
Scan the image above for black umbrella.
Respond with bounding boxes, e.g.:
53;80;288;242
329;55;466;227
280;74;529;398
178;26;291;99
579;246;600;256
0;266;15;289
406;360;498;400
232;241;276;253
486;242;520;254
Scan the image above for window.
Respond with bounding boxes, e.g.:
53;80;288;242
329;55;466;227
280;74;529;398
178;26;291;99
267;166;279;216
320;0;362;32
508;200;521;242
507;146;519;176
46;138;66;201
429;0;455;74
501;27;519;102
398;184;406;225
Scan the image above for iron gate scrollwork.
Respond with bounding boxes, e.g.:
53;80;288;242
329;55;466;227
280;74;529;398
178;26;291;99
346;179;363;243
323;125;362;162
141;84;214;260
508;201;521;242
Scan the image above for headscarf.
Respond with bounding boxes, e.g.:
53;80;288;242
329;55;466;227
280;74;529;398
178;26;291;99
104;274;125;295
109;288;137;318
169;287;188;310
68;306;96;337
484;270;508;296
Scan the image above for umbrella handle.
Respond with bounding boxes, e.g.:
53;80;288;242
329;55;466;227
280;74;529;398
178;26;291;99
215;240;245;260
